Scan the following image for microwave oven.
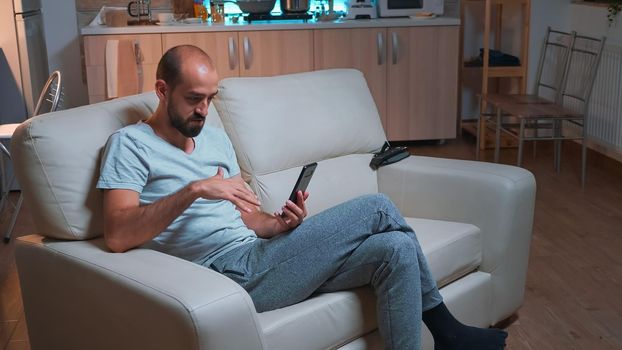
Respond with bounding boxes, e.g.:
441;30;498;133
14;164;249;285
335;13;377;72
377;0;444;17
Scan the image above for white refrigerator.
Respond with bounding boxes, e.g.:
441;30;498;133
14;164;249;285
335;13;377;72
0;0;49;124
0;0;49;191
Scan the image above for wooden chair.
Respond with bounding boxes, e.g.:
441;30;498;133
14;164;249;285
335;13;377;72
476;27;576;161
483;33;606;187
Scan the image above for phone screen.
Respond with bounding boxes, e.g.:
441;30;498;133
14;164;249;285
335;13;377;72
288;163;317;202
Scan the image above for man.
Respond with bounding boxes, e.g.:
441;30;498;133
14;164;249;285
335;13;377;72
97;45;507;350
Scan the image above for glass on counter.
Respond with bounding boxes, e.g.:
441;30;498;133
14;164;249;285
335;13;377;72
194;0;208;21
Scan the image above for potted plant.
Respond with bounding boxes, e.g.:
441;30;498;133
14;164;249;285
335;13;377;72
608;0;622;25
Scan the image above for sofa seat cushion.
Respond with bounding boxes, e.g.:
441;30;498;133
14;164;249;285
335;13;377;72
407;217;482;288
258;287;377;350
257;218;482;350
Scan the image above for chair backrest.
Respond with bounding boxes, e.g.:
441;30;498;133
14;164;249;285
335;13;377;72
533;27;576;102
557;33;606;116
33;70;63;116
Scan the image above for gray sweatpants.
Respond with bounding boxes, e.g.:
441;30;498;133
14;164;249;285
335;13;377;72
207;193;443;349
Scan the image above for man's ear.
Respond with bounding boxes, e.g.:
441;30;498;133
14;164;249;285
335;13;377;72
155;79;168;101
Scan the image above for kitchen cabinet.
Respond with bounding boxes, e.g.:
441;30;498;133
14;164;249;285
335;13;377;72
314;26;458;141
162;32;240;79
238;30;314;77
83;34;162;103
314;28;388;130
83;24;459;140
386;26;459;140
161;30;313;78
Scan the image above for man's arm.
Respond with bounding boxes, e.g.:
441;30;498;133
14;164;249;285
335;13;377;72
103;167;260;253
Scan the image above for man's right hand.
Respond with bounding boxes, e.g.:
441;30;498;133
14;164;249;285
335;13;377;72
191;167;260;213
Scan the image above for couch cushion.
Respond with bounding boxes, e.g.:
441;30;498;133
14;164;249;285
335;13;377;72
214;69;387;214
11;92;223;240
253;154;378;217
214;69;387;178
257;218;482;350
406;218;482;288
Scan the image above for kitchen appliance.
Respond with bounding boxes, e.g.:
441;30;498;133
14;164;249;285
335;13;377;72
127;0;154;24
0;0;49;123
243;13;312;22
377;0;443;17
236;0;277;14
280;0;310;13
0;0;49;191
345;0;377;19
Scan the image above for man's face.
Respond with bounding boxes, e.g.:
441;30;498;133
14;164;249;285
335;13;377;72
164;60;219;138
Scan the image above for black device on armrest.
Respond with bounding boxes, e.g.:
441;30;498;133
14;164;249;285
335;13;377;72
369;141;410;170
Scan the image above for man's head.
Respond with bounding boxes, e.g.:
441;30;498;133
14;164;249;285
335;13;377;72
154;45;219;138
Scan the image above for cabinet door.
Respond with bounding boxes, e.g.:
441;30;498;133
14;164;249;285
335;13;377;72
387;26;459;141
239;30;314;77
83;34;162;103
314;28;388;130
162;32;240;79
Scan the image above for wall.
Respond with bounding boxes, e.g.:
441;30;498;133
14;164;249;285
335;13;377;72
42;0;89;109
76;0;174;27
0;0;27;122
569;2;622;44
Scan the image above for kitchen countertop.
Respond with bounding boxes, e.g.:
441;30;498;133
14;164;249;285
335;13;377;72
81;16;460;35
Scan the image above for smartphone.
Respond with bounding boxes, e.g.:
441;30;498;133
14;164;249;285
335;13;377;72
288;162;317;202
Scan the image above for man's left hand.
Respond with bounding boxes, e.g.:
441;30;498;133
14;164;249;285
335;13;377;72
274;190;309;232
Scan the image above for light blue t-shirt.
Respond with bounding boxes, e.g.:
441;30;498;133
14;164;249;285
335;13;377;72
97;122;256;265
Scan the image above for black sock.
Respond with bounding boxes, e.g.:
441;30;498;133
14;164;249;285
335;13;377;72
422;302;508;350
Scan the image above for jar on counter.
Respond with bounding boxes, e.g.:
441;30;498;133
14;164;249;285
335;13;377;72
210;1;223;23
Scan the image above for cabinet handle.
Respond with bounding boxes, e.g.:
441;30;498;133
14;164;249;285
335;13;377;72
377;32;385;65
228;37;238;70
243;36;252;70
391;32;399;65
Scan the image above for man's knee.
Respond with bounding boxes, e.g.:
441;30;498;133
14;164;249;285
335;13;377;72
380;232;417;265
355;193;396;212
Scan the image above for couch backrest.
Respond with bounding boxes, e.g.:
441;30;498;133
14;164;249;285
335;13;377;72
12;69;384;240
11;92;223;240
12;93;157;240
214;69;387;216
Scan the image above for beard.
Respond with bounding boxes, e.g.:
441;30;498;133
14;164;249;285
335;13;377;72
167;102;205;138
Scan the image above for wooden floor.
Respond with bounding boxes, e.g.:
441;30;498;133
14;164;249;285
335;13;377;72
1;135;621;350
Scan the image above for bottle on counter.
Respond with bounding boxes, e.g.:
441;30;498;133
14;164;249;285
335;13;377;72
194;0;208;20
210;0;224;23
217;3;225;21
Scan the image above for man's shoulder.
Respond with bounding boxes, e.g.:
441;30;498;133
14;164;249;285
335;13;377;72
110;122;152;143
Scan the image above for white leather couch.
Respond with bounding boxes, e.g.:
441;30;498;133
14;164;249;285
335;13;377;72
12;69;536;350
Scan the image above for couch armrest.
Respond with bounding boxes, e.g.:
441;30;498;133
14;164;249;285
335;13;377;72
377;156;536;323
16;235;266;350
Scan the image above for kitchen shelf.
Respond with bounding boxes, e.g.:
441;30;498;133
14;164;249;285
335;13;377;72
459;0;531;149
462;64;524;77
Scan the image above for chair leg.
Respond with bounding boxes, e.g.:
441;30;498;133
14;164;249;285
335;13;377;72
518;119;525;167
533;120;538;159
554;120;562;174
476;96;482;160
581;136;587;188
494;107;501;163
532;141;537;159
3;193;22;243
